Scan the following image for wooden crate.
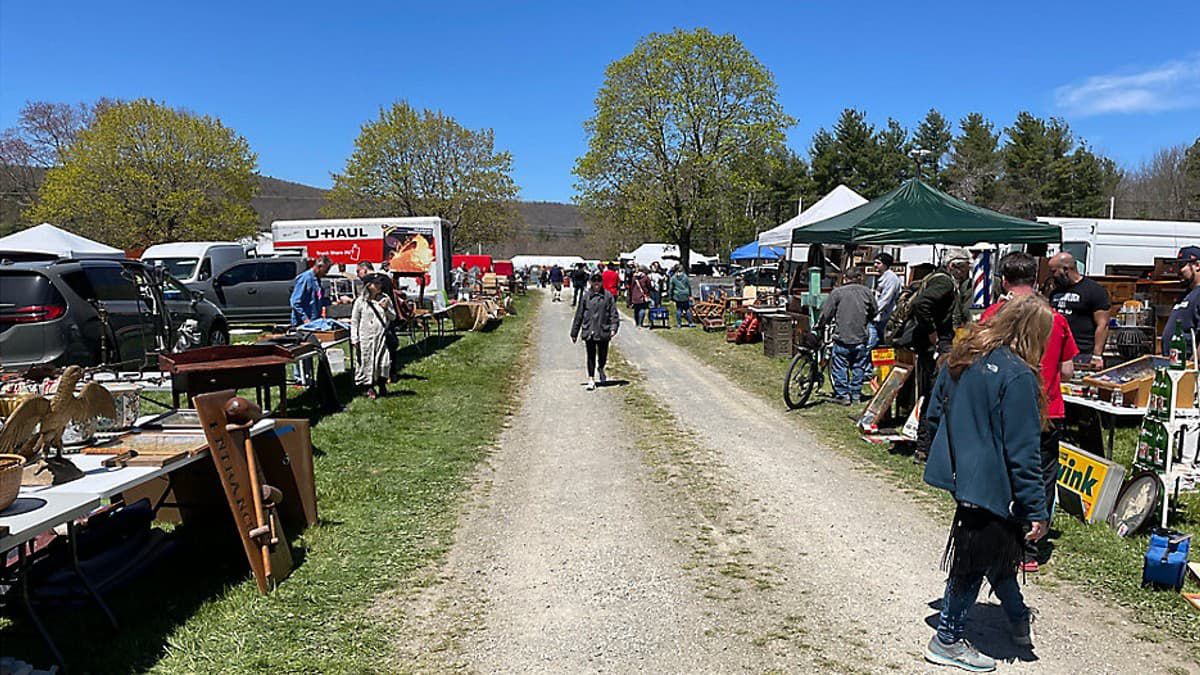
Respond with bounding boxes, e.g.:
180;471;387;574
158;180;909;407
761;312;809;358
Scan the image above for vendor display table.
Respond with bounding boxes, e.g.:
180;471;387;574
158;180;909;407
1063;393;1146;459
159;345;311;413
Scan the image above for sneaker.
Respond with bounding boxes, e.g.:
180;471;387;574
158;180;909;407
586;380;596;391
924;636;996;672
1012;609;1035;648
598;368;607;384
1020;560;1039;573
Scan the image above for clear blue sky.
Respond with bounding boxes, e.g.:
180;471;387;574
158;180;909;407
2;1;1198;202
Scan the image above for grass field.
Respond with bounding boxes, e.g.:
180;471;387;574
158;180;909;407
631;316;1200;653
4;295;538;673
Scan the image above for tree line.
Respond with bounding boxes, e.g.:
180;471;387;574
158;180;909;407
575;28;1200;265
0;99;519;249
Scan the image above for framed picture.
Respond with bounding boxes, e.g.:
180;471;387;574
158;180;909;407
859;365;912;430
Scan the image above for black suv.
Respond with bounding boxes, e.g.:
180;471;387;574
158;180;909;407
0;257;229;370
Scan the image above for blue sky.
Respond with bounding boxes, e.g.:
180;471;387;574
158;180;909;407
2;1;1198;202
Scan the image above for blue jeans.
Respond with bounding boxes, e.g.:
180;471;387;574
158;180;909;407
675;300;693;326
937;570;1029;644
831;341;869;401
633;303;649;327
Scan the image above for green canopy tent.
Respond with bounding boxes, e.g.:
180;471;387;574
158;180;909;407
790;179;1061;246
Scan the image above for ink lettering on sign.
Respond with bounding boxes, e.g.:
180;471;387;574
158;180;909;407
1056;442;1125;523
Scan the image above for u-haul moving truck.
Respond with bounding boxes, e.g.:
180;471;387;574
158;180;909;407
271;217;453;307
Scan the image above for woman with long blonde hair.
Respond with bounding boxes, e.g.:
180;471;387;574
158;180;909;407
921;294;1053;672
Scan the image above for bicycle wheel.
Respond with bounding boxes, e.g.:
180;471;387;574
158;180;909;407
783;348;820;409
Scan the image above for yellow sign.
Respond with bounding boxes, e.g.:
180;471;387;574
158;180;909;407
1058;443;1113;522
871;348;896;367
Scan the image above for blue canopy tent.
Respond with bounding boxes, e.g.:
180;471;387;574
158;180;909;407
730;241;784;262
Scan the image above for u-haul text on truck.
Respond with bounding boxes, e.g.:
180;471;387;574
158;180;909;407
271;217;454;307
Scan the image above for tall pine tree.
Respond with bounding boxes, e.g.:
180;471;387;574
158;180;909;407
945;112;1001;207
913;108;952;188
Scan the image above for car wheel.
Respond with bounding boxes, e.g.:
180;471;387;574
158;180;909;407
208;325;230;346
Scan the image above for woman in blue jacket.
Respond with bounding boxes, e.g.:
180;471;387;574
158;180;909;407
921;294;1053;673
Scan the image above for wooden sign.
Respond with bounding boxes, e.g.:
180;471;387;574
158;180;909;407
858;365;912;431
194;390;276;594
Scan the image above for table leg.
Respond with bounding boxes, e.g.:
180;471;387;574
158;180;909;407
67;521;119;630
1094;409;1115;459
17;544;66;669
278;382;287;414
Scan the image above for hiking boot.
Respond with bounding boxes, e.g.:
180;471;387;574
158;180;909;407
924;636;996;672
1012;609;1035;648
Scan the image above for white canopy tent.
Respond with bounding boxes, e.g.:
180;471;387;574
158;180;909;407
0;223;125;259
756;185;868;254
621;243;718;269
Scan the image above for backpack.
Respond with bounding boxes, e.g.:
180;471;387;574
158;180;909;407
884;271;951;347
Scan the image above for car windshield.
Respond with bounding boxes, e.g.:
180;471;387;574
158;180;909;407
144;257;199;280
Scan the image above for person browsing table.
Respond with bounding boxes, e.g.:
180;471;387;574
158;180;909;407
1047;252;1110;368
290;255;333;326
1162;246;1200;360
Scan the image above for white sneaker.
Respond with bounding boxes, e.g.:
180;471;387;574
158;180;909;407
586;379;596;391
598;368;607;384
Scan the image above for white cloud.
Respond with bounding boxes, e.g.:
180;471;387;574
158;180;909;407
1054;54;1200;116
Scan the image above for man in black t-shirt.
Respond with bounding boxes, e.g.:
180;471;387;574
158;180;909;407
1048;252;1110;368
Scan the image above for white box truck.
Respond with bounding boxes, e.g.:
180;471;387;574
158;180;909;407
271;217;454;308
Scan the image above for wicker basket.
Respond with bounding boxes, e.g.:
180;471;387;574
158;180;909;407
0;454;23;512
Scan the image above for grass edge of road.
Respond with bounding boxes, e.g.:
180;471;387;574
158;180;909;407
618;308;1200;658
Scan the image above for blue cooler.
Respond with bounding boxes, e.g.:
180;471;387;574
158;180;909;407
1142;530;1191;590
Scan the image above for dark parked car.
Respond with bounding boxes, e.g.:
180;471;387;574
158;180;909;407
203;257;310;323
0;257;229;370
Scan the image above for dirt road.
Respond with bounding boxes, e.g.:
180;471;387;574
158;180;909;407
393;293;1196;673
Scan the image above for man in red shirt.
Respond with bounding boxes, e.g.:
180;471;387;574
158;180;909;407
981;252;1077;571
601;262;621;299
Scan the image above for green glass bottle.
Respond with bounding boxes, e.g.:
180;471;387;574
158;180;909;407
1170;323;1186;370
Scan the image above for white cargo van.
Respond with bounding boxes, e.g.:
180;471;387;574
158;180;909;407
1038;217;1200;276
141;242;247;285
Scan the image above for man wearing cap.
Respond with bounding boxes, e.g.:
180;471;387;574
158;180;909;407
869;253;902;344
1048;252;1111;368
910;249;972;462
1163;246;1200;359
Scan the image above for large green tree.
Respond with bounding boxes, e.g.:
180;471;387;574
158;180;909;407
574;28;792;265
324;101;519;249
809;109;910;198
944;112;1002;207
1186;137;1200;219
912;108;953;188
999;112;1118;218
30;99;258;249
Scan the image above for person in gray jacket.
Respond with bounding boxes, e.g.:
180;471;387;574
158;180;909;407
816;268;878;405
571;273;620;390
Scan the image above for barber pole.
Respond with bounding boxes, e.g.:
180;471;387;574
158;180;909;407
972;250;992;309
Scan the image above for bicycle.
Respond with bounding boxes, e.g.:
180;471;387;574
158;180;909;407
783;322;834;409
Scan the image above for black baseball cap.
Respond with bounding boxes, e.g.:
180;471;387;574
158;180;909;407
874;252;894;266
1178;246;1200;262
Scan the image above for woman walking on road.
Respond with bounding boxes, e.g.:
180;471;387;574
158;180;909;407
669;264;694;327
351;276;397;400
921;294;1052;673
571;273;620;391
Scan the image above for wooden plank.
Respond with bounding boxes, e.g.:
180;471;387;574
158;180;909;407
194;390;271;594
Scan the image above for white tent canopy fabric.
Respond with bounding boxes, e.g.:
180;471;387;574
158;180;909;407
756;185;868;248
621;243;718;269
0;223;125;259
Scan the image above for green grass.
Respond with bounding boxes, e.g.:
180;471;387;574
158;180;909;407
4;295;538;673
633;314;1200;653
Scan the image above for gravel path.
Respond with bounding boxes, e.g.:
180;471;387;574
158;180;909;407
616;316;1198;674
391;294;1197;673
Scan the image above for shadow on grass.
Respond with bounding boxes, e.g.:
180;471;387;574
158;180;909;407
2;332;470;672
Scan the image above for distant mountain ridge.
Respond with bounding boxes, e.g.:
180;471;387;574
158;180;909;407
1;170;596;257
251;176;592;257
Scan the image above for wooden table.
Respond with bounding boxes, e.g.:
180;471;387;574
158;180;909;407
160;345;307;413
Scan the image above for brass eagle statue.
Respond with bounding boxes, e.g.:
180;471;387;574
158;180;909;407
0;366;115;485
